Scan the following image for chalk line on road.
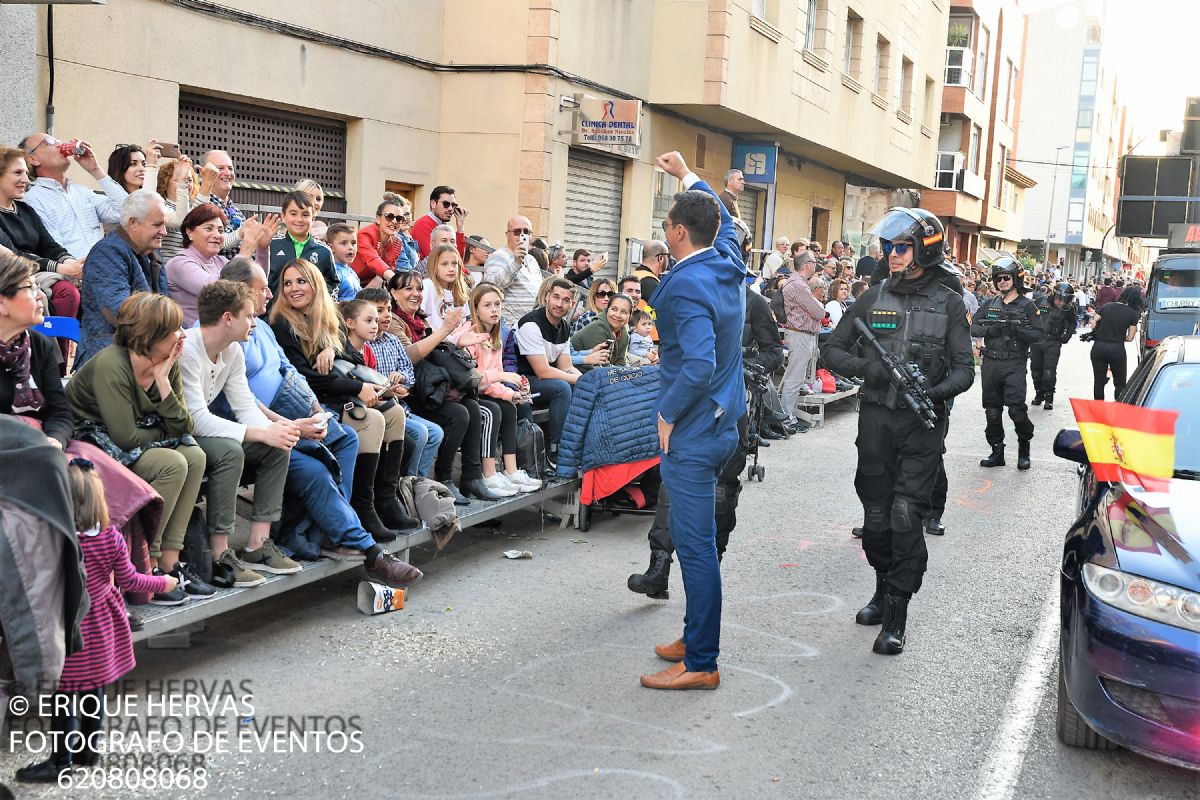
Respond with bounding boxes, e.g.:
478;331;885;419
972;573;1061;800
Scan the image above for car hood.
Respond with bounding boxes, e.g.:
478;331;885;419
1106;479;1200;591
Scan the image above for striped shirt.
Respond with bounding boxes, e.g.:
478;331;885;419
483;248;543;330
58;525;168;692
24;176;128;259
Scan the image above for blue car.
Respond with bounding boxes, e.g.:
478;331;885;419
1052;336;1200;770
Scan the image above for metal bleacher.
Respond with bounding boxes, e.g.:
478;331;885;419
132;477;579;645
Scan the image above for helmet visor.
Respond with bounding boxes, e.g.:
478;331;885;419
868;208;943;250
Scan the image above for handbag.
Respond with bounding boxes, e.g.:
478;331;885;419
426;343;483;395
330;358;398;414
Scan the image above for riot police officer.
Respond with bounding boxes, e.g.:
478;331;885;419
971;259;1044;470
1030;281;1077;411
824;208;975;655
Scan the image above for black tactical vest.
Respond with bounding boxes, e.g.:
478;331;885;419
1036;297;1073;341
860;279;956;409
979;295;1036;360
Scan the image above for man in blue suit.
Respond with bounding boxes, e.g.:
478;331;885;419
640;152;747;690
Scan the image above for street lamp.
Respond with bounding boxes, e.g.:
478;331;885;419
1044;144;1069;274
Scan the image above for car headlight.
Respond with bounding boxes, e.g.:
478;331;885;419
1083;563;1200;634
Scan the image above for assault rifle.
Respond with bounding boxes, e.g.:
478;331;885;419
853;318;939;431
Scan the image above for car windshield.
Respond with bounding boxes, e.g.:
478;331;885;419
1144;363;1200;474
1150;262;1200;312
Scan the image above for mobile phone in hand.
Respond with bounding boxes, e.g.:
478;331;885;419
159;142;182;159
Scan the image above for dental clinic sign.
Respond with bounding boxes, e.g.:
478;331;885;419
573;96;642;149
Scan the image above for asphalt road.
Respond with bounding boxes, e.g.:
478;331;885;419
3;337;1198;800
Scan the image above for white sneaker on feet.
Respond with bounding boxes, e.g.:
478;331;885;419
504;469;541;492
482;472;519;496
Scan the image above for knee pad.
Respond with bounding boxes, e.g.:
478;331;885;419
890;496;918;534
1008;404;1030;423
864;502;888;531
984;407;1004;423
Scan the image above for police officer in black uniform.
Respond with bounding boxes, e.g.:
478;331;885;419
1030;281;1077;411
971;258;1044;470
824;208;975;655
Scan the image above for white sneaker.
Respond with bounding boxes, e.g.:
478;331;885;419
504;469;542;492
482;472;519;496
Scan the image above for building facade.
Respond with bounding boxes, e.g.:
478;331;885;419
16;0;948;275
1015;0;1144;278
922;0;1035;266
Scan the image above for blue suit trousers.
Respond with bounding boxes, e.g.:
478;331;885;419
660;416;739;673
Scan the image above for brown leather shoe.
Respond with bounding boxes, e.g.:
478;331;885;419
366;552;422;586
654;638;686;662
640;661;719;690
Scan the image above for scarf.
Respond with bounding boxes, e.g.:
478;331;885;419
0;330;44;414
396;305;429;344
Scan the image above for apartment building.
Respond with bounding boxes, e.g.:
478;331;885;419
10;0;949;272
1016;0;1144;278
922;0;1036;265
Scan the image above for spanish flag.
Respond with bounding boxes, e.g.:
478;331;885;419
1069;399;1179;491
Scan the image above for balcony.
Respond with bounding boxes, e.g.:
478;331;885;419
944;47;972;88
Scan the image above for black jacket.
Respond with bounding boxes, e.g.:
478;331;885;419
823;267;975;405
269;321;364;408
743;289;784;374
0;331;73;448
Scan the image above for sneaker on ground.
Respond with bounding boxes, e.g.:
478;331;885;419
482;472;519;497
150;567;190;606
214;549;267;588
505;469;542;491
169;562;215;597
239;540;303;575
320;544;366;561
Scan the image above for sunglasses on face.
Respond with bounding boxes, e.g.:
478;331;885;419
995;275;1013;282
381;213;410;222
594;290;615;299
439;200;459;209
509;228;532;236
882;242;912;256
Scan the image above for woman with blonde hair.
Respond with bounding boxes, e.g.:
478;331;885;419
421;243;472;331
569;276;615;335
466;283;541;495
294;179;328;241
268;259;412;546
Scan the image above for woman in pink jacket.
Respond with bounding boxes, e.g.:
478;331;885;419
466;283;541;494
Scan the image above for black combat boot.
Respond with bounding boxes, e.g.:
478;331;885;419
924;516;946;536
855;572;887;625
627;550;672;599
980;444;1005;468
1031;392;1044;406
1042;393;1054;411
872;594;909;655
1017;440;1032;471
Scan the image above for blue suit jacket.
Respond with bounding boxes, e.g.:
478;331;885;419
653;179;747;440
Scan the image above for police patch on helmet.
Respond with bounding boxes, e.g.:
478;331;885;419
922;232;943;246
870;309;898;330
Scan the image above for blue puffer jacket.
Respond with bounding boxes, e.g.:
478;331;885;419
556;365;660;477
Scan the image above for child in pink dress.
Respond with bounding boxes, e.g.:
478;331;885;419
16;457;176;784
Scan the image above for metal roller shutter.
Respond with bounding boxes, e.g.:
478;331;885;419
737;187;762;247
178;94;347;213
564;148;625;279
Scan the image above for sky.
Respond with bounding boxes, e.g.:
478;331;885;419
1103;0;1199;141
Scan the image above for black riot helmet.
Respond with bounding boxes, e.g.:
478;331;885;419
868;207;947;271
989;256;1026;293
1054;281;1074;300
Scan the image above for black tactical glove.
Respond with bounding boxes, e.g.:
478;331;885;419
864;360;890;388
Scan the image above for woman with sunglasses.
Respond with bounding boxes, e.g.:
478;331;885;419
570;278;616;336
353;197;411;287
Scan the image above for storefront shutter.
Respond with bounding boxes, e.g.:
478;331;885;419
564;148;625;279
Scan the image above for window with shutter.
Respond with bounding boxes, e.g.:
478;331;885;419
178;93;347;213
